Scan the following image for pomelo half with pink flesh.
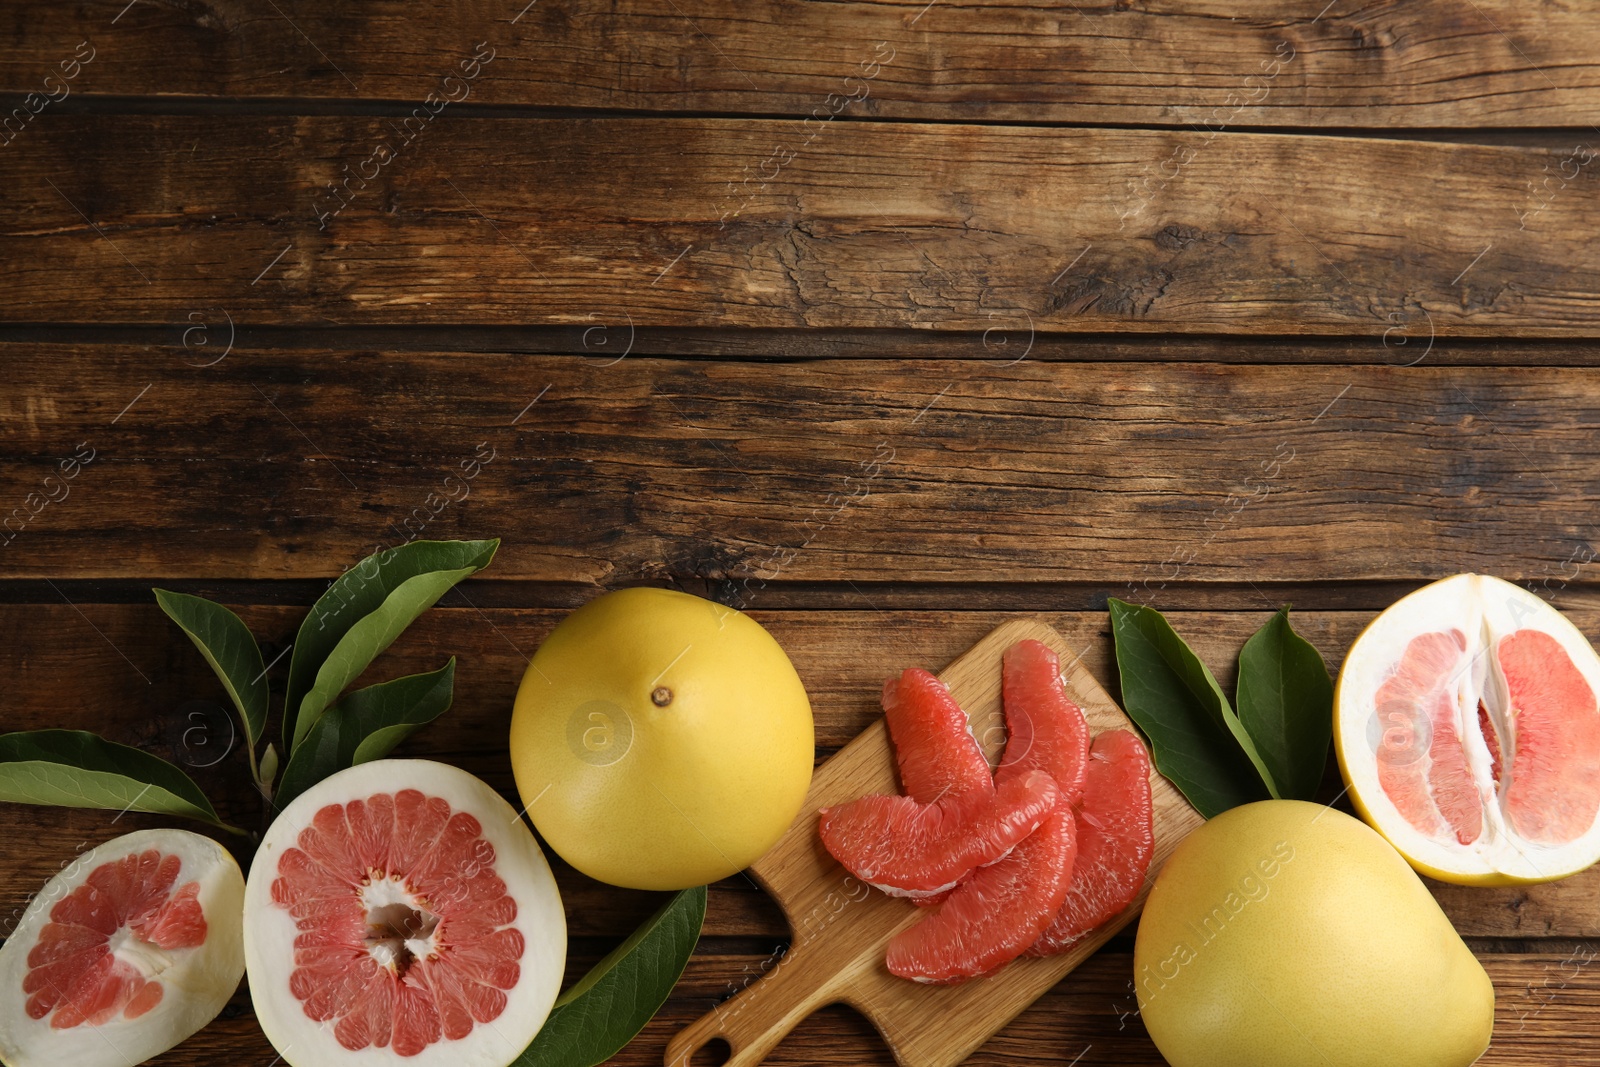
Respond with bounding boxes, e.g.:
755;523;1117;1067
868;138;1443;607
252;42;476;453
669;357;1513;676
0;828;245;1067
1335;573;1600;885
244;759;565;1067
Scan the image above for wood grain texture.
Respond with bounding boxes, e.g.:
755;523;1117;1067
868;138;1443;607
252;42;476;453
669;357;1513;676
24;951;1591;1067
6;348;1600;585
8;1;1600;127
667;620;1203;1067
3;119;1599;333
1;603;1597;946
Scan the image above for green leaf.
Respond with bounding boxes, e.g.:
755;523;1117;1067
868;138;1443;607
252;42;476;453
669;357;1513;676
514;885;707;1067
0;730;243;834
154;589;269;751
1108;598;1278;818
275;660;456;807
1236;607;1334;802
283;539;497;751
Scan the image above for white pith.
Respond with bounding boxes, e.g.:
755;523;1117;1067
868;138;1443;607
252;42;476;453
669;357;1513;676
0;828;246;1067
242;759;567;1067
360;879;441;973
1337;573;1600;881
107;925;176;977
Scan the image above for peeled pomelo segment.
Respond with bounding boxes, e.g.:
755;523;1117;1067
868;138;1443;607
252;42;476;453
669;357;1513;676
0;829;244;1067
245;759;566;1067
882;668;994;804
1000;639;1092;805
885;641;1095;981
1335;572;1600;884
1501;629;1600;844
818;769;1059;897
886;808;1077;984
1028;729;1154;956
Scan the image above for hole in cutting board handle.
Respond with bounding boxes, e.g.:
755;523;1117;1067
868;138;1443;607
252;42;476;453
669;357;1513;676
689;1036;732;1066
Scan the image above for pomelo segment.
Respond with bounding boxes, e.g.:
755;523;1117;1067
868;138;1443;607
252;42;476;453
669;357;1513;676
0;828;245;1067
1000;640;1092;805
886;811;1076;983
1029;729;1154;956
245;759;565;1067
1336;573;1600;884
821;668;1061;897
882;669;994;804
819;770;1059;897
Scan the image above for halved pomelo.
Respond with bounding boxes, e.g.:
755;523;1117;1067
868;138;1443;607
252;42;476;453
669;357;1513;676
885;640;1089;982
1028;728;1154;956
1335;573;1600;885
0;828;245;1067
244;759;566;1067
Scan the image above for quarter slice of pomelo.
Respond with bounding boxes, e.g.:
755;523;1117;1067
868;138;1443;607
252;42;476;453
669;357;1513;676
244;759;566;1067
1336;573;1600;884
1028;728;1154;955
0;828;245;1067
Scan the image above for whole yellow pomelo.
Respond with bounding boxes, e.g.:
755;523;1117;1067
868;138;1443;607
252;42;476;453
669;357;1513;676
1134;800;1492;1067
510;588;814;890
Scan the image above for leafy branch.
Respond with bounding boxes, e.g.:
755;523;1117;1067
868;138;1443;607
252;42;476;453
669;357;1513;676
0;539;498;835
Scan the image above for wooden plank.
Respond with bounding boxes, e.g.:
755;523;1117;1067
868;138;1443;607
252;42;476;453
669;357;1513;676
3;119;1600;334
1;603;1597;943
13;327;1600;366
6;349;1600;584
7;1;1600;127
664;952;1600;1067
1;947;1593;1066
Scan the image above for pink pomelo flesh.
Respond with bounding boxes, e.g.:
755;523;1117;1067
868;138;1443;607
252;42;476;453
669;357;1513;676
819;770;1059;897
887;639;1093;981
1000;640;1091;806
1374;626;1600;849
1029;728;1154;956
882;668;994;804
1502;630;1600;844
822;666;1061;897
269;789;526;1058
886;809;1076;984
23;851;205;1029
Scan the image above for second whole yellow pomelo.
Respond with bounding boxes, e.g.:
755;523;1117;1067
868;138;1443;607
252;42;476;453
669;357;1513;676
510;587;814;891
1134;800;1493;1067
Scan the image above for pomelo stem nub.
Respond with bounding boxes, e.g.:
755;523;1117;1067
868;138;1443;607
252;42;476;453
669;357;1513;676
651;686;674;707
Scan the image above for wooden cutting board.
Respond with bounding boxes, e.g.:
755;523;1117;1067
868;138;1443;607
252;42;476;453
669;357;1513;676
665;618;1205;1067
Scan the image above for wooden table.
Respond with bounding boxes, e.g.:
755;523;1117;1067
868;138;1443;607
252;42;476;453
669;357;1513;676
4;2;1600;1063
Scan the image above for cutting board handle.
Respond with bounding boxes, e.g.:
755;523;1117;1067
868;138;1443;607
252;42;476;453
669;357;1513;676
665;944;846;1067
